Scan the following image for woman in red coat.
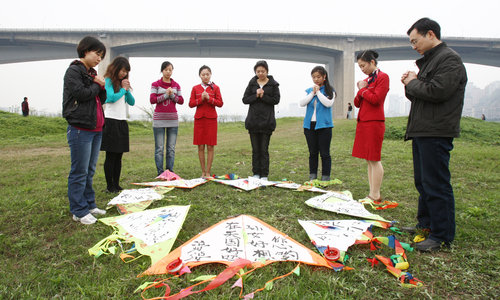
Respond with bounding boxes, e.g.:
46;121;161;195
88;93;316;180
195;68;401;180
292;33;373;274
352;50;389;202
189;65;223;178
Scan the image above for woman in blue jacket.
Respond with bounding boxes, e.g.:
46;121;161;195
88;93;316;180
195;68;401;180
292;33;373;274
300;66;335;181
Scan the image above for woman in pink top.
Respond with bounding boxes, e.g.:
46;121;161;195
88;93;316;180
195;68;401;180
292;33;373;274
150;61;184;176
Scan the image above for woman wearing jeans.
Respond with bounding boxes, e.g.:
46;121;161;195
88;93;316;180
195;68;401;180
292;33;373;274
62;36;108;225
150;61;184;176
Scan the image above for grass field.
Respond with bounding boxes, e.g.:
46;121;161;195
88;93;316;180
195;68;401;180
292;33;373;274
0;111;498;299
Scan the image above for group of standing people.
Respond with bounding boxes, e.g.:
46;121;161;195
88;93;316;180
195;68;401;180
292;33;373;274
152;59;280;181
61;17;466;255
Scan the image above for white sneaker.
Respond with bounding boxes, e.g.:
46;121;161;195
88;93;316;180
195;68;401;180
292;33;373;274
260;177;268;181
90;207;106;216
72;213;97;225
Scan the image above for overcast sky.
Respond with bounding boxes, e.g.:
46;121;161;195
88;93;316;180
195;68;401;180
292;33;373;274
1;0;499;117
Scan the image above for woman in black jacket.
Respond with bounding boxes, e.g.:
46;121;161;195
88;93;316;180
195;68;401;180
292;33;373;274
62;36;108;225
242;60;280;180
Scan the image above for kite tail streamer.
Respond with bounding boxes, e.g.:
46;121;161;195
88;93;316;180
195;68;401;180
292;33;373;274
88;233;146;262
355;231;422;287
358;197;399;210
373;255;423;288
303;178;342;188
88;233;121;258
141;259;252;300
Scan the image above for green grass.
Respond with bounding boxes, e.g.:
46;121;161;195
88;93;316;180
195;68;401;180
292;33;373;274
0;111;499;299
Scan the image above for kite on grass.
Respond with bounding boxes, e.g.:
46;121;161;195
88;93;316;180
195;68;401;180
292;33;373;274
133;178;208;189
138;214;333;299
299;219;422;287
211;176;275;191
303;178;343;188
273;181;328;193
89;205;190;266
212;173;240;180
305;191;391;222
107;187;173;214
298;219;392;265
155;170;182;181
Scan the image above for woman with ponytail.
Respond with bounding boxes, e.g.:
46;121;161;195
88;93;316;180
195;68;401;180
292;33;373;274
352;50;389;202
300;66;335;181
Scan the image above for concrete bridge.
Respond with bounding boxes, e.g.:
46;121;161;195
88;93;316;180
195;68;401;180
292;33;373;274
1;29;499;118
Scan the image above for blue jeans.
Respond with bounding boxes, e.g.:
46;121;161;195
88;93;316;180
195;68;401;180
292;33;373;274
412;137;455;243
67;125;102;217
154;127;178;175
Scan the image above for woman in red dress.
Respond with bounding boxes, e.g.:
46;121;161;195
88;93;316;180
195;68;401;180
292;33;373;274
189;65;223;178
352;50;389;202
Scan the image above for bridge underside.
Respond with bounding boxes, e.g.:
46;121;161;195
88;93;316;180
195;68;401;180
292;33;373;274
1;35;499;118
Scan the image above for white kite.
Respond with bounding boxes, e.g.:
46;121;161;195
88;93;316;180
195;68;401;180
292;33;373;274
273;182;328;193
89;205;190;266
107;188;164;206
305;191;391;222
211;177;276;191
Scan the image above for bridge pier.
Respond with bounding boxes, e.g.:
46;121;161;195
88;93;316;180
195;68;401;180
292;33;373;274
98;35;116;75
332;46;355;120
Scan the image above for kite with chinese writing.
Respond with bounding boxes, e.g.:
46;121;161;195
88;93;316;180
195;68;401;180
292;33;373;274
273;181;328;193
106;187;173;214
305;191;391;222
298;219;391;266
89;205;190;266
211;176;275;191
138;214;332;299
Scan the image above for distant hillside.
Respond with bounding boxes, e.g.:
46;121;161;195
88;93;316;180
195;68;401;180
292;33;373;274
1;111;498;146
0;111;151;142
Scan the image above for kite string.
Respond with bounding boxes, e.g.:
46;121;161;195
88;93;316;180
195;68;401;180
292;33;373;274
120;253;145;263
243;263;301;298
140;275;181;300
235;266;260;298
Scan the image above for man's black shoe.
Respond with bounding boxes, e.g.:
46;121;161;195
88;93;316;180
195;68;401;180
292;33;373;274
105;187;118;193
400;226;431;235
415;238;449;252
401;226;418;234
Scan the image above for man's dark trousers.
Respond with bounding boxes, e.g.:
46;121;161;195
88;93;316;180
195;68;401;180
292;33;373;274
412;136;455;243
